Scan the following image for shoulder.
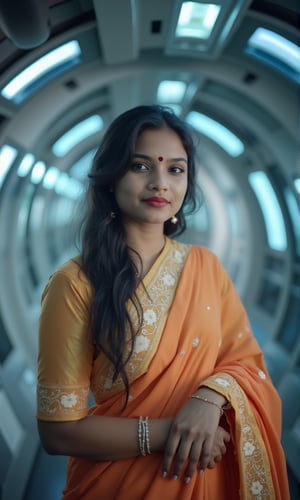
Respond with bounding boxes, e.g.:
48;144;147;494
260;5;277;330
179;242;228;282
190;244;220;263
42;256;92;303
49;256;88;283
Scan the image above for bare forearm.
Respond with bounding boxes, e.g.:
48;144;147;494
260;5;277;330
38;415;172;461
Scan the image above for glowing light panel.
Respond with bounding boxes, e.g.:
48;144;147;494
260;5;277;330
294;178;300;194
0;145;18;188
43;166;60;189
176;2;221;39
248;171;287;251
246;28;300;82
52;115;104;157
157;80;187;103
30;161;46;184
17;153;35;177
1;41;81;103
186;111;244;157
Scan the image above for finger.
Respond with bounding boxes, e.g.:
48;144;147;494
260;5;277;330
161;434;181;477
182;441;203;483
172;437;198;480
199;438;214;470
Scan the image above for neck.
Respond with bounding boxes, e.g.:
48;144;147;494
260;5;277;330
124;223;166;277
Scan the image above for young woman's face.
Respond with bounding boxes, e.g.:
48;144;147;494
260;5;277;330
114;127;188;227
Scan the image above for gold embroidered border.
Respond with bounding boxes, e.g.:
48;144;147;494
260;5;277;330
91;239;191;401
203;373;275;499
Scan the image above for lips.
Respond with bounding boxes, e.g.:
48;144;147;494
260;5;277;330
143;197;170;207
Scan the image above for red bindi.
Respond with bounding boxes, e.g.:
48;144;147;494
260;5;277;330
158;156;164;162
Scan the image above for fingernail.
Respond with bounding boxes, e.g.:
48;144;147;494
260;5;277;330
173;474;178;480
162;470;168;478
185;476;191;484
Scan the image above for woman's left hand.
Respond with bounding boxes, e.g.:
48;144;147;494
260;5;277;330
161;389;227;482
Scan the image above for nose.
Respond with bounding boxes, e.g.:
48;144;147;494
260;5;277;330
148;171;168;191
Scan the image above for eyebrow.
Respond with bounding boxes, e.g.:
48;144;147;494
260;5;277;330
133;153;188;164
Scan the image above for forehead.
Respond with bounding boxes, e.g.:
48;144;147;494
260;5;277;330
134;127;187;157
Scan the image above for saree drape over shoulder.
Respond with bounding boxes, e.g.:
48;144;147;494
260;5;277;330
37;238;290;499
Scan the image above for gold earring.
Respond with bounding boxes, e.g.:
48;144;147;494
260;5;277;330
171;215;178;224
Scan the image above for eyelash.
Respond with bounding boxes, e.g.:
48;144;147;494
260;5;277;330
131;163;185;174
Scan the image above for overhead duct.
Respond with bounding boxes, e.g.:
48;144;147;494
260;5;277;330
0;0;49;49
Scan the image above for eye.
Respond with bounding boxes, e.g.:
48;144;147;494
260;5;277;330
169;165;186;174
131;162;150;172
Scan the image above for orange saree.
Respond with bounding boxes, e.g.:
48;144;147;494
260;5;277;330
37;238;290;499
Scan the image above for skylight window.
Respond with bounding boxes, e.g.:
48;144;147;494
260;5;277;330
17;153;35;177
0;40;82;104
176;2;221;39
52;115;104;157
248;171;287;251
0;145;18;188
245;28;300;83
186;111;244;157
157;80;187;103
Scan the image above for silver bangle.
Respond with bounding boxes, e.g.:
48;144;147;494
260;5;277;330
138;416;151;456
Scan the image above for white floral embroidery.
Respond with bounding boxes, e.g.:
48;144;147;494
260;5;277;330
144;309;157;325
192;337;200;347
237;332;243;338
92;239;191;400
218;339;222;347
215;377;230;388
179;350;185;357
38;385;89;418
250;481;263;495
258;370;266;380
60;393;77;408
205;373;275;497
134;335;150;353
206;305;211;310
162;274;175;286
174;250;184;263
243;441;255;456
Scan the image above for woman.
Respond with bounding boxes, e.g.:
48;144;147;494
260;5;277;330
37;105;290;499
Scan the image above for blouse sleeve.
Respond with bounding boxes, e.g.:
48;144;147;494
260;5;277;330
37;262;94;422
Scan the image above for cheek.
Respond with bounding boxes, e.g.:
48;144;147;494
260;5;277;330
115;179;137;205
176;179;188;198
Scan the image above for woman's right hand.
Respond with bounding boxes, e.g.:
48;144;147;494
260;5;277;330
161;392;230;483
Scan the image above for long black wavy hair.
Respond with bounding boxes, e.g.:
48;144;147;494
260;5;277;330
80;105;199;407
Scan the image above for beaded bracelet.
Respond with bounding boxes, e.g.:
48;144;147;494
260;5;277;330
191;395;224;418
138;416;151;456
